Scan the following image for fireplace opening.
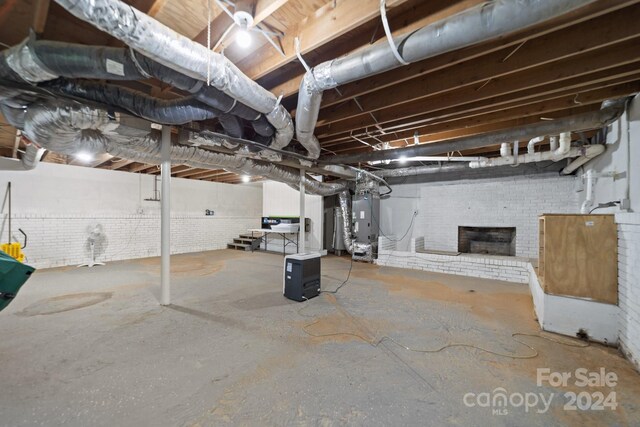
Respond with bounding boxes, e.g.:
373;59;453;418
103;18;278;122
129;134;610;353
458;226;516;256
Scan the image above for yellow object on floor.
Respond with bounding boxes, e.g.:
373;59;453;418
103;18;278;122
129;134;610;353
1;242;24;263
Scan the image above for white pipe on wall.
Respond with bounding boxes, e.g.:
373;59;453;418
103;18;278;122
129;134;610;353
527;136;545;154
470;144;604;169
500;143;511;158
160;125;171;306
561;144;605;175
581;169;595;214
554;132;572;159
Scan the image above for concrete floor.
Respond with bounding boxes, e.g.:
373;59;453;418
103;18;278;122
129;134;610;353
1;250;639;426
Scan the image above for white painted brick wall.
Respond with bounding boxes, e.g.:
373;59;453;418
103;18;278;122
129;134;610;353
0;163;262;269
617;213;640;369
376;247;530;284
9;214;259;269
413;173;579;259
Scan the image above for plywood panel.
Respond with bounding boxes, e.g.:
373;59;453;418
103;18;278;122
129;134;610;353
540;214;617;304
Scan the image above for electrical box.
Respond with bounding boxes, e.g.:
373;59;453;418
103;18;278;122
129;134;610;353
283;253;321;302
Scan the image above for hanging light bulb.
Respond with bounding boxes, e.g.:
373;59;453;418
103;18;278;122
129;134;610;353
76;151;94;162
242;175;251;183
233;9;254;50
236;27;252;48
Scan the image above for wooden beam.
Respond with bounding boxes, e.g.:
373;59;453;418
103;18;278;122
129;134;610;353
175;168;210;178
269;0;638;101
315;41;640;139
321;68;640;147
108;159;135;170
324;82;640;152
314;0;640;110
316;4;640;125
236;0;414;80
317;35;640;128
328;105;599;157
191;0;289;50
129;164;158;173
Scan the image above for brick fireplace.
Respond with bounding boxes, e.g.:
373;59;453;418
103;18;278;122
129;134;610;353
458;226;516;256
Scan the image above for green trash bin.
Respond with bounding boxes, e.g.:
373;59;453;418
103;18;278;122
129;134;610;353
0;250;35;312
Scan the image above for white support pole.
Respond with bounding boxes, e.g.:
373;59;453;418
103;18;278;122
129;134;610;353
160;125;171;305
299;169;306;254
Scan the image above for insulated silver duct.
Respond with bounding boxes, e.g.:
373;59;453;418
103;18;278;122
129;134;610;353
296;0;596;159
0;40;269;138
54;0;295;157
373;163;469;178
327;100;626;164
337;190;354;254
0;143;45;171
18;100;345;196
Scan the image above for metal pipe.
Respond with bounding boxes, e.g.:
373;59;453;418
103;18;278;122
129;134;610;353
296;0;596;160
325;102;625;164
160;125;171;306
299;169;306;253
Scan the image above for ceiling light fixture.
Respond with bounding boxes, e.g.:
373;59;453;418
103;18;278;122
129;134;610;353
76;151;94;162
242;175;251;183
398;156;407;164
236;26;252;48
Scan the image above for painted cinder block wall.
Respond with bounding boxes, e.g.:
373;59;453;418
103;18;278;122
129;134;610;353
0;162;262;268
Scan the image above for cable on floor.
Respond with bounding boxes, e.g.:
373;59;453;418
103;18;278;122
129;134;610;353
320;255;354;294
302;320;588;359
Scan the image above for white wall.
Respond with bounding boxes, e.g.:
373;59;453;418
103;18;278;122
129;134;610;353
577;95;640;368
0;162;262;268
582;95;640;213
262;181;323;252
383;173;580;259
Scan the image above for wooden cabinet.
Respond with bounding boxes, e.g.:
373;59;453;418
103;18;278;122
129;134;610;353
538;214;617;305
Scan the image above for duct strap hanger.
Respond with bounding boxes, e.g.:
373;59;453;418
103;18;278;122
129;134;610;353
380;0;409;66
295;37;316;83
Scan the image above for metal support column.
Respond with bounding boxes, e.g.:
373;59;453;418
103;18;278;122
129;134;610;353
299;169;305;253
160;125;171;305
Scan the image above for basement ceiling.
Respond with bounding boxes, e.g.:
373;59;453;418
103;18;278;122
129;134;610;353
0;0;638;183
